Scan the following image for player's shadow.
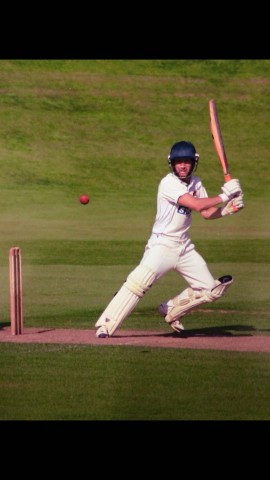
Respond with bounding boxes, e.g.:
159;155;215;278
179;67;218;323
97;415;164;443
170;324;258;338
115;324;260;339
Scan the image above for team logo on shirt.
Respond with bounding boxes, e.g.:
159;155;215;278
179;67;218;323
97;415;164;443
177;205;191;215
177;189;196;215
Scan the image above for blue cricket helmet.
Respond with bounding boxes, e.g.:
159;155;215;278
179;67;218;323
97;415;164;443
168;141;199;176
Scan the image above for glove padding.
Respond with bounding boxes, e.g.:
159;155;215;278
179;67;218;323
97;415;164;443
220;194;244;217
221;178;243;202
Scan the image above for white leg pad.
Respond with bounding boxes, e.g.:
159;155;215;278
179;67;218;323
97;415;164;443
165;275;233;324
96;285;140;335
125;264;156;297
95;264;156;336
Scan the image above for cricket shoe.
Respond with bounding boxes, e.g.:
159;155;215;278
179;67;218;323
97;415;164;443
170;320;185;333
158;303;185;333
96;325;109;338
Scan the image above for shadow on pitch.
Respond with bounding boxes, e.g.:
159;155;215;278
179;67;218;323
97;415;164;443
169;324;262;338
115;324;263;338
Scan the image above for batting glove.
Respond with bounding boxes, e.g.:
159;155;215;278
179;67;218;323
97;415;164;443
219;179;243;202
220;194;244;216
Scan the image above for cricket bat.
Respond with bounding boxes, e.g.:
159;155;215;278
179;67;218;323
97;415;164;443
209;99;232;182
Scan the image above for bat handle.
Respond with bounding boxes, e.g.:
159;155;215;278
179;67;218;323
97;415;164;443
224;173;232;182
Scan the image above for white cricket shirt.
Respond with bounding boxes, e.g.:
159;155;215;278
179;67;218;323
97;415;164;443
152;172;208;239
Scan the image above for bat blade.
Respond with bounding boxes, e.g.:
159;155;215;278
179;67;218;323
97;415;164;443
209;99;232;182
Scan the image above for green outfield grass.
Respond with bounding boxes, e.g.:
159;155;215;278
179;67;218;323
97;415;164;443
0;60;269;420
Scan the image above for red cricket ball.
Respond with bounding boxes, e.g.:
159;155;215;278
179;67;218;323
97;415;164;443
80;194;90;205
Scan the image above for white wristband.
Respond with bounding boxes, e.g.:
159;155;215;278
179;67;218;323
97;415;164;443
219;193;228;203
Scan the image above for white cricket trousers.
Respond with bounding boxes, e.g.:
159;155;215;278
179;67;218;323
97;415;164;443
140;233;216;291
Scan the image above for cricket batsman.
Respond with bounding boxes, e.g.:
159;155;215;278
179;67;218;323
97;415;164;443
95;141;244;338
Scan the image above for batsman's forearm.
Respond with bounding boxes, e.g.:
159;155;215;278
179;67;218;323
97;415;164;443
179;193;224;212
201;206;223;220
